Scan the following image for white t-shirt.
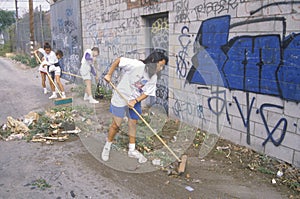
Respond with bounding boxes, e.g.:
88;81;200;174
37;48;58;72
80;49;93;79
111;57;158;107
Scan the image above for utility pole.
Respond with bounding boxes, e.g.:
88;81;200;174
15;0;18;52
29;0;35;56
15;0;19;20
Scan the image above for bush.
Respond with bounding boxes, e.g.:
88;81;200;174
0;43;12;57
11;54;38;68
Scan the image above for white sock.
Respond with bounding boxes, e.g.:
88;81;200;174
128;143;135;151
43;88;47;91
62;92;65;95
105;141;112;149
53;92;56;95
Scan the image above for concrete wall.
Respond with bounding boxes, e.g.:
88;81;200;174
79;0;300;167
51;0;83;80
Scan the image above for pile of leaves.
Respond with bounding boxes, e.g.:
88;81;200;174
0;105;94;143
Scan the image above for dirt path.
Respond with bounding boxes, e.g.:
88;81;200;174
0;57;296;199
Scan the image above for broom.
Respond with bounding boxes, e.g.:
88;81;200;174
108;81;187;173
34;52;73;106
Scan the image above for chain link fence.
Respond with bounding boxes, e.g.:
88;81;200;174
3;8;51;56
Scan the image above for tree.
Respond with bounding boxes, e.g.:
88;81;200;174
0;9;16;33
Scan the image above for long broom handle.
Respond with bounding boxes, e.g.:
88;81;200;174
34;52;63;98
108;81;181;162
62;71;82;78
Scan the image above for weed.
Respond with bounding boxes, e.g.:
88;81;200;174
95;85;112;99
12;54;38;68
258;166;276;175
31;178;51;190
0;127;12;139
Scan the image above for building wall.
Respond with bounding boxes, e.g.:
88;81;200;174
51;0;83;80
80;0;300;167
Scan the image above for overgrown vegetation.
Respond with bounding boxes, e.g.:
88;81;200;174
11;54;38;68
0;43;12;56
95;85;112;99
71;84;112;100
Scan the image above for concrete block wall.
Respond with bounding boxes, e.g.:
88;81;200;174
80;0;300;168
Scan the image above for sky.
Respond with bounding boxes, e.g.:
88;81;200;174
0;0;50;17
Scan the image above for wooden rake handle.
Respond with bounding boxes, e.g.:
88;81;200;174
108;81;181;162
34;52;63;98
62;71;82;79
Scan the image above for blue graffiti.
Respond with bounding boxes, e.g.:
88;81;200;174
176;26;191;78
233;94;255;144
207;89;231;125
233;96;255;128
187;15;300;102
260;103;287;146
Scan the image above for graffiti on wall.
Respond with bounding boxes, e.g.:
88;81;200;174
51;0;82;80
174;0;190;23
176;1;300;149
192;0;243;19
186;15;300;102
176;26;192;78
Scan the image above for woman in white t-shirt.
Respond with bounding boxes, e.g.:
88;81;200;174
35;42;57;96
80;47;99;104
101;50;168;163
35;43;66;99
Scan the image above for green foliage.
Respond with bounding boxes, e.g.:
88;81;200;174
257;166;276;175
289;182;300;190
0;43;12;56
11;54;38;68
0;127;12;139
95;85;112;99
0;10;15;32
27;113;51;141
31;178;51;190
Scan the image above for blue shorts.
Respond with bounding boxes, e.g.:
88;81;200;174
110;103;141;120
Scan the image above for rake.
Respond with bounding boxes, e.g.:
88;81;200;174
109;81;187;173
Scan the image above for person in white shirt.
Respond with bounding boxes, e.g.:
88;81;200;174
101;50;168;163
35;42;66;99
80;47;99;104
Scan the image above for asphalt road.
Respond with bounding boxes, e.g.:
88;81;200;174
0;57;51;124
0;57;290;199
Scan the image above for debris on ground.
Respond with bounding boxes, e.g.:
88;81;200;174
0;106;93;143
0;103;299;196
187;136;300;195
6;116;29;134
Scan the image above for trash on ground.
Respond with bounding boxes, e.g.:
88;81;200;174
185;186;194;192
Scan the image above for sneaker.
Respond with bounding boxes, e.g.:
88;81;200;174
43;88;48;94
128;150;147;163
61;92;66;98
101;146;111;161
49;93;57;99
89;97;99;104
83;93;89;101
